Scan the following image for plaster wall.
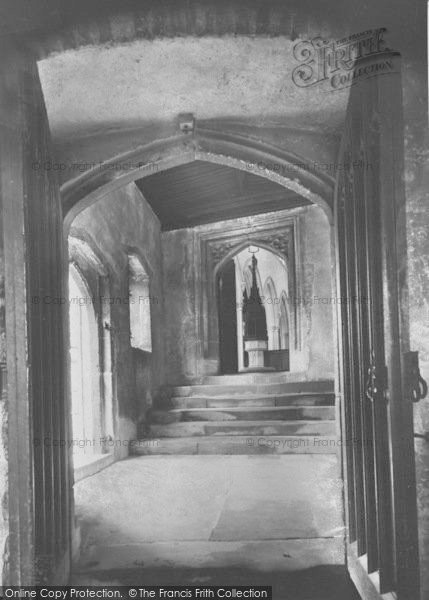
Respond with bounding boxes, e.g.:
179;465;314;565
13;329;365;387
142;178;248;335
37;35;342;180
0;243;7;584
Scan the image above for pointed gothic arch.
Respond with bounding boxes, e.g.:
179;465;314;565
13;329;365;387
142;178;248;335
61;131;334;231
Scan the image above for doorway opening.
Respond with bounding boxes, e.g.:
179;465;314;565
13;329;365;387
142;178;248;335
68;257;114;480
63;151;349;600
217;244;290;374
69;263;101;458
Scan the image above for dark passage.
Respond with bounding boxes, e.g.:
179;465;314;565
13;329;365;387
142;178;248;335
217;259;238;374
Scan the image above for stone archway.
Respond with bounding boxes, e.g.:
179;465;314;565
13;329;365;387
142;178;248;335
61;130;337;383
61;130;334;230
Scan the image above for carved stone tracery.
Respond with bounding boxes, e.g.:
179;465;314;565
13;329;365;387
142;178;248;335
208;229;292;268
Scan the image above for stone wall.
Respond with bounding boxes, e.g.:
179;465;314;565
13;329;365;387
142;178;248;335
403;62;429;598
0;219;8;584
71;183;164;458
162;205;334;385
299;205;335;380
162;228;200;383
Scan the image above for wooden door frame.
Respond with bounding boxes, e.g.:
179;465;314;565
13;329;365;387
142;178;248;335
333;52;420;600
0;46;73;585
1;107;36;587
2;143;73;587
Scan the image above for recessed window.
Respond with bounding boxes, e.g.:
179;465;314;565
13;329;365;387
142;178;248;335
129;254;152;352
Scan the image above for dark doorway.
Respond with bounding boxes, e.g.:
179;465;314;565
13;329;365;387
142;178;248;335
217;259;238;373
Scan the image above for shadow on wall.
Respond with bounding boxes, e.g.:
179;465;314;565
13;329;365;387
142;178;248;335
70;565;360;599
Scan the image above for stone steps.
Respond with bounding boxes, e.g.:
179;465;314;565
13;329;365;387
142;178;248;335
131;379;337;456
190;374;334;386
169;379;334;398
148;419;336;438
162;392;335;409
131;435;339;455
193;372;295;385
149;405;335;424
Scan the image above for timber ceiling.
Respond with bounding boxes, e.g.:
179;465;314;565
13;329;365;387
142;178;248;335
135;160;310;231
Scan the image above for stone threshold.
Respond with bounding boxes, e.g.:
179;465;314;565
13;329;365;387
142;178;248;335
73;538;345;574
74;452;115;482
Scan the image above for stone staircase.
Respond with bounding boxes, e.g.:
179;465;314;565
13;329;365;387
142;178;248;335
132;375;338;455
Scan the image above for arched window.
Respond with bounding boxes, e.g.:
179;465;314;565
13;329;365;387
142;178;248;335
129;254;152;352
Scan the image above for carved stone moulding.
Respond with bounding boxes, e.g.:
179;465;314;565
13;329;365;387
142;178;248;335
207;226;293;268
